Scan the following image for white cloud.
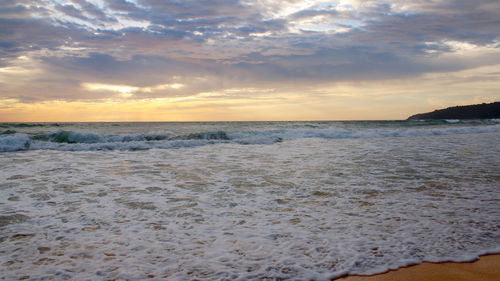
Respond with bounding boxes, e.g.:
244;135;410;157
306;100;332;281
82;82;185;98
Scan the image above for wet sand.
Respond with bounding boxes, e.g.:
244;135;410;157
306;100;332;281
337;254;500;281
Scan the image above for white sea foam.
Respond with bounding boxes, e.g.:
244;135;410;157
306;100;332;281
1;126;499;280
0;133;31;152
1;122;500;152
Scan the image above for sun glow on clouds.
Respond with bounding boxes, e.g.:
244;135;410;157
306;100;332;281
0;56;42;84
443;40;500;55
82;82;185;98
3;64;500;122
83;83;138;93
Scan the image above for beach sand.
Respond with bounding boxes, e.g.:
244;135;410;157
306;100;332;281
336;254;500;281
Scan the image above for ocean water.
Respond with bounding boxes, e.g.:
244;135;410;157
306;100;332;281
1;120;499;280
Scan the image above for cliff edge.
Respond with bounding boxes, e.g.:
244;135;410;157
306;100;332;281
407;102;500;120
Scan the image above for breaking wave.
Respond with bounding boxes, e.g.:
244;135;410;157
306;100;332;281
1;123;500;152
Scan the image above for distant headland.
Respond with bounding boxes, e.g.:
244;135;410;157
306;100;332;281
407;102;500;120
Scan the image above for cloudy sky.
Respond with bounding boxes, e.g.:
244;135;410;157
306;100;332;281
1;0;499;121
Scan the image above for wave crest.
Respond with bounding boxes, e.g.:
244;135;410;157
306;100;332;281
1;123;499;152
0;134;31;152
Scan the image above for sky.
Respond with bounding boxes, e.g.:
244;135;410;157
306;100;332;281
0;0;499;121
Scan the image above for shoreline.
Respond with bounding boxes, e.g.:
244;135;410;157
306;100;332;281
335;254;500;281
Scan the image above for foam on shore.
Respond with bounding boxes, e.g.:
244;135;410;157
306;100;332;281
337;254;500;281
1;122;499;280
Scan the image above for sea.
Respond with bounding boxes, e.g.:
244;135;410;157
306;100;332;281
1;120;499;280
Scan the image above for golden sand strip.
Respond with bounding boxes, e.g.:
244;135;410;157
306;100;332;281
336;254;500;281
